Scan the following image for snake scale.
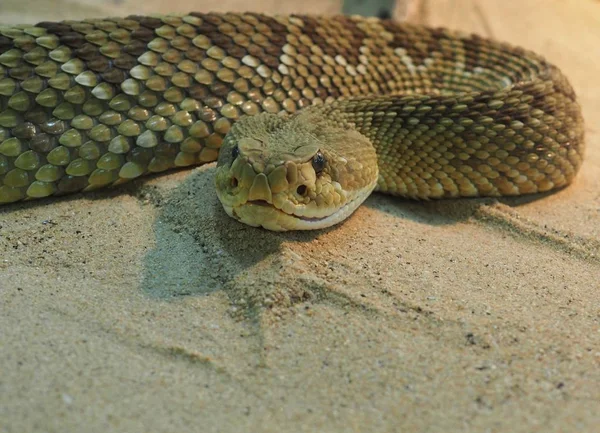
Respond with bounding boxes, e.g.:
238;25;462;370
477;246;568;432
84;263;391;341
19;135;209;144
0;13;584;230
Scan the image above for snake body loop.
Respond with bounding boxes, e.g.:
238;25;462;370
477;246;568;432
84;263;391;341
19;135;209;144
0;13;584;230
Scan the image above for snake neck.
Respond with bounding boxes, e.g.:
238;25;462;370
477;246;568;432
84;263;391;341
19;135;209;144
308;64;584;199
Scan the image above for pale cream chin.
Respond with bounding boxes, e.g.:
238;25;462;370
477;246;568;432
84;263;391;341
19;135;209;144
220;182;376;231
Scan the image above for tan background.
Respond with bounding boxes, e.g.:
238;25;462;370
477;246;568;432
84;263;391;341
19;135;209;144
1;1;599;432
0;0;343;23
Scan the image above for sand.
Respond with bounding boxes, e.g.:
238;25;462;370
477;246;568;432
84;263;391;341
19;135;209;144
1;0;599;432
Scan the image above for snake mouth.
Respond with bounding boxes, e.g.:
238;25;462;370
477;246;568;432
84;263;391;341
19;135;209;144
246;199;271;208
244;199;340;222
223;195;367;231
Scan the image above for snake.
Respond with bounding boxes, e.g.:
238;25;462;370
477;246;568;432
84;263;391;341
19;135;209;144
0;13;584;230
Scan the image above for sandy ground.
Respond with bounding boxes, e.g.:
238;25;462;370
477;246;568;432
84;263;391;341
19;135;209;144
1;0;599;432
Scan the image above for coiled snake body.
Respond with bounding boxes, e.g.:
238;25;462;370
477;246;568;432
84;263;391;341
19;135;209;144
0;13;584;230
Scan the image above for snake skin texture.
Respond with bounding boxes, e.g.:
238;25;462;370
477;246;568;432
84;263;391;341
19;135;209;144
0;13;584;205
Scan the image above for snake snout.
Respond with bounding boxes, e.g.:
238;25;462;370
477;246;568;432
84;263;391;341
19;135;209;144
247;173;273;203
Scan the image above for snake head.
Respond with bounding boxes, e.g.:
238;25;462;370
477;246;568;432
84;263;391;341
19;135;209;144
215;111;378;231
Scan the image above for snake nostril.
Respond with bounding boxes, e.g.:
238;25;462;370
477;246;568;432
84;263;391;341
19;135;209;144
296;185;307;196
231;176;238;188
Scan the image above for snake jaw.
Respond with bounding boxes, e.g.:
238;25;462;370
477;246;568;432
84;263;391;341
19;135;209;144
216;154;376;230
216;154;377;230
222;184;375;231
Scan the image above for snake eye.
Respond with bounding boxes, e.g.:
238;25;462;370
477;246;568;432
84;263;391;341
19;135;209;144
312;152;326;175
231;145;240;160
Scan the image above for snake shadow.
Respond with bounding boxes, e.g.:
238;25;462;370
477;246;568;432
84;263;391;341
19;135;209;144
362;187;562;226
139;166;336;300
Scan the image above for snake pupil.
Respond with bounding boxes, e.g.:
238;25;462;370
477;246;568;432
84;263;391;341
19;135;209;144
312;152;326;175
231;145;240;160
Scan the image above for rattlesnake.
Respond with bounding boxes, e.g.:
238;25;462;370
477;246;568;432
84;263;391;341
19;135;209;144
0;13;584;230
